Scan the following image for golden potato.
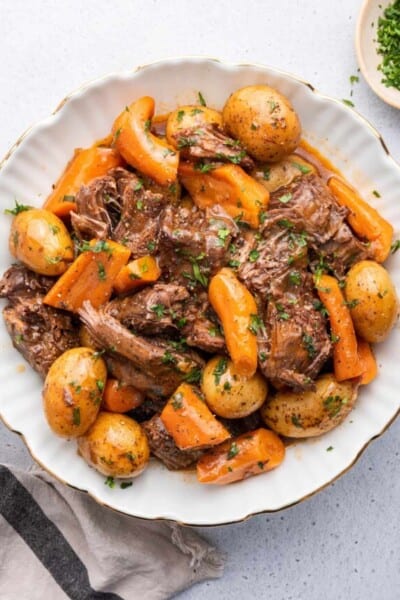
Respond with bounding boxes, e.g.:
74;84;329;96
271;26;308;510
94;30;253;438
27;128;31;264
222;85;301;162
251;155;315;193
345;260;398;343
9;208;74;275
260;374;357;438
43;347;107;438
78;412;150;478
201;356;268;419
166;105;222;148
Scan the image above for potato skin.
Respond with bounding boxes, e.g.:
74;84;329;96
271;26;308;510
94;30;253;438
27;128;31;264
201;356;268;419
43;347;106;438
345;260;398;343
9;208;74;275
78;412;150;478
260;374;357;438
251;155;315;192
166;105;222;148
222;85;301;162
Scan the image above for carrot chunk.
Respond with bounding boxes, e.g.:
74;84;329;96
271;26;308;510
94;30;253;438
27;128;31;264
102;379;144;413
197;428;285;485
160;383;231;451
43;146;123;218
44;239;130;312
316;274;363;381
113;255;161;294
357;338;378;385
328;177;393;263
209;268;258;377
178;162;269;229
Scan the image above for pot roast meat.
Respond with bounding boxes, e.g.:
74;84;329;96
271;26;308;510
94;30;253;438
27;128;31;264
105;283;190;335
142;414;202;470
172;123;254;169
257;274;332;391
0;264;54;300
79;301;205;398
70;175;116;240
2;295;79;377
112;167;167;257
180;291;226;353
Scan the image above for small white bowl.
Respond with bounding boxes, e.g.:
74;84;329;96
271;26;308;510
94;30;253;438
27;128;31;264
1;57;400;525
356;0;400;109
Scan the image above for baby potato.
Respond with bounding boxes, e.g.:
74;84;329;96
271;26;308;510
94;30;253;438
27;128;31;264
251;155;315;193
260;374;357;438
43;347;107;438
9;208;74;275
78;412;150;478
345;260;398;343
201;356;268;419
222;85;301;162
166;105;222;148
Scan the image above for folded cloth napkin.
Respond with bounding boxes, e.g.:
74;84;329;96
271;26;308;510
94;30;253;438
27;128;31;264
0;464;223;600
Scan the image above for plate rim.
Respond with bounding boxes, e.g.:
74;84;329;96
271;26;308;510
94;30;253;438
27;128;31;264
1;55;399;526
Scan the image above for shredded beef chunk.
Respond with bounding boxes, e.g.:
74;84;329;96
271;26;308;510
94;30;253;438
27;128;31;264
112;167;166;256
159;204;237;286
180;291;225;353
142;414;202;470
173;124;254;169
3;296;79;377
257;273;331;391
0;265;54;299
79;301;204;398
70;175;116;240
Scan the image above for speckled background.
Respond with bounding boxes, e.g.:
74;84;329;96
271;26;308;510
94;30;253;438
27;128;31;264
0;1;399;598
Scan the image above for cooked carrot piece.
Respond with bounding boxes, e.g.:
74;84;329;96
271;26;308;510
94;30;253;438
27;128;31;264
44;239;130;312
113;255;161;294
316;274;363;381
112;96;179;186
102;379;144;413
160;383;231;451
208;268;258;377
328;177;393;263
43;146;123;218
178;162;269;229
357;338;378;385
197;428;285;485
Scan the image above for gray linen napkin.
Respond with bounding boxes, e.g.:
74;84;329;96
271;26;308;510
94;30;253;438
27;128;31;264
0;464;223;599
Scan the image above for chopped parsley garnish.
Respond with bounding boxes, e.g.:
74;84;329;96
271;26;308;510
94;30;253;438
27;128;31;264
291;161;312;174
326;446;334;452
136;199;144;210
177;110;185;122
217;226;230;245
146;240;156;252
162;350;176;365
350;75;360;85
248;314;264;335
96;380;104;391
144;119;151;132
191;108;203;116
291;415;302;428
72;407;81;426
49;224;60;235
223;381;232;391
378;289;388;299
259;352;267;361
177;136;196;149
263;167;271;180
372;189;381;198
198;91;207;106
120;482;133;489
390;239;400;253
330;333;340;343
78;240;112;255
183;368;202;384
313;300;328;317
342;99;355;107
344;299;360;309
4;200;32;216
114;127;122;141
192;262;208;287
278;193;292;204
194;161;215;173
151;304;166;318
140;261;149;274
104;476;115;488
259;210;267;224
278;218;295;229
208;325;222;337
176;317;188;329
302;333;317;358
63;195;76;202
171;392;183;410
134;180;143;192
213;357;228;385
323;395;346;418
92;349;106;360
125;452;136;462
249;249;260;262
45;255;62;265
276;303;290;320
228;259;240;268
14;334;24;344
289;271;301;286
97;262;106;280
227;442;239;460
377;1;400;90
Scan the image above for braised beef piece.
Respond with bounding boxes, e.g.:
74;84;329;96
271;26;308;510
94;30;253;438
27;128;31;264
79;301;205;398
0;265;54;299
220;411;263;437
70;175;116;240
257;273;331;391
172;124;254;169
142;414;202;470
180;291;225;353
112;168;166;257
3;296;79;377
158;204;237;287
268;175;369;277
129;398;165;423
105;283;190;335
105;354;168;400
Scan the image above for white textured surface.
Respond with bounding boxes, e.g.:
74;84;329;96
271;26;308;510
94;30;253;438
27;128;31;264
0;0;399;598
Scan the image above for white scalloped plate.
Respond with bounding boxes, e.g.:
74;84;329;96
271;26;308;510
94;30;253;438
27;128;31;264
1;58;400;525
